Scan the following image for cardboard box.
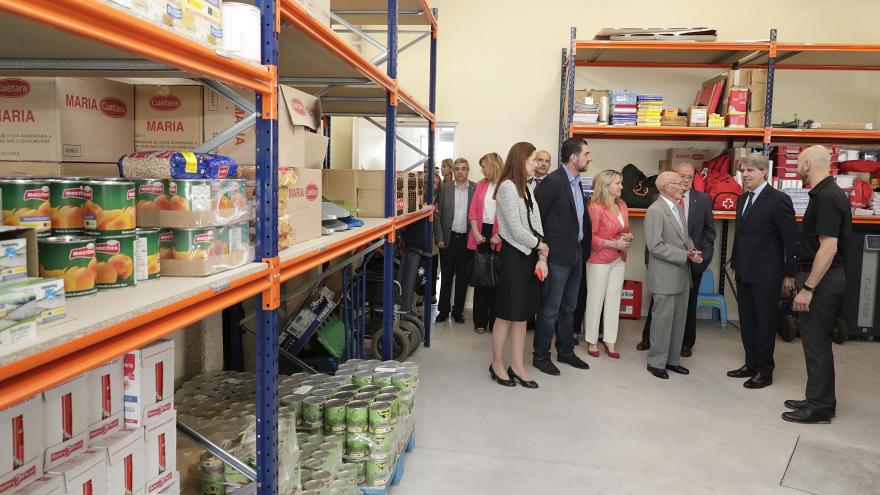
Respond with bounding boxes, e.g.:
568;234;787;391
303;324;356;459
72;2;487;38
159;476;179;495
123;340;174;429
322;169;407;218
0;162;119;178
0;78;133;162
667;148;710;170
11;474;61;495
143;411;176;482
182;0;222;48
288;168;322;244
145;470;176;495
135;86;204;152
724;86;749;120
159;248;249;277
91;429;146;495
42;433;87;472
0;277;67;328
86;412;122;444
203;85;328;168
0;396;44;477
43;376;88;449
0;458;43;495
47;450;106;495
688;106;707;127
0;227;37;283
658;160;672;172
729;148;753;174
85;358;124;427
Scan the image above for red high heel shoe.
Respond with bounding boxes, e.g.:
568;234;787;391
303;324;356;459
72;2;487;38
587;345;600;357
603;342;620;359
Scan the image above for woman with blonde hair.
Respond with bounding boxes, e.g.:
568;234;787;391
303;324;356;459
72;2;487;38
467;152;504;334
490;142;548;388
584;169;632;359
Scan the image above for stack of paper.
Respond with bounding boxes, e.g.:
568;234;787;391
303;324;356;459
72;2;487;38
783;188;810;215
610;90;637;126
637;94;663;127
573;99;602;124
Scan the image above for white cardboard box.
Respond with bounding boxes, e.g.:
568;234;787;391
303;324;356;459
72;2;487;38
0;457;42;495
158;475;179;495
144;470;176;495
0;396;44;476
43;433;87;472
11;473;62;495
85;357;124;427
143;411;175;482
135;85;204;152
86;412;123;445
91;429;146;495
123;339;174;429
47;450;106;495
203;84;328;167
42;376;88;448
0;77;134;162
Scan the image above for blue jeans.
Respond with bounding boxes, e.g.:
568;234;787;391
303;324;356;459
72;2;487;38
533;252;582;361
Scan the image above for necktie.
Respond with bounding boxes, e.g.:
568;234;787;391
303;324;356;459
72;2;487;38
744;191;754;214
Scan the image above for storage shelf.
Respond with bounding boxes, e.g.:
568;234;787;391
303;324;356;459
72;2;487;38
0;0;273;93
571;125;765;141
0;262;271;409
331;0;437;27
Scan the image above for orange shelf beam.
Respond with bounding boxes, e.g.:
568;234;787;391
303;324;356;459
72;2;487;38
0;0;273;94
576;41;770;53
0;270;271;410
418;0;438;32
771;128;880;142
394;207;433;230
280;0;395;94
571;125;765;141
398;87;436;122
280;222;394;282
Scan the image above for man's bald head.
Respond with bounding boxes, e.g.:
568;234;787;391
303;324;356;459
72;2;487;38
797;145;832;185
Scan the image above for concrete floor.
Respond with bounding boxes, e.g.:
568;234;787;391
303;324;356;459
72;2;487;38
400;315;880;495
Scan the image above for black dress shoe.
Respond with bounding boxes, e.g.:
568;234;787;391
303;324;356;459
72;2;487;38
452;314;465;324
665;364;690;375
647;365;669;379
680;345;692;357
784;399;835;417
435;314;448;323
532;359;560;376
558;353;589;370
508;367;538;389
636;339;650;351
489;364;515;387
782;408;832;424
727;365;757;378
743;373;772;389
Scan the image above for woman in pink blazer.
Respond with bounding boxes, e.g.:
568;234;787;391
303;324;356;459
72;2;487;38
467;152;503;334
584;170;633;358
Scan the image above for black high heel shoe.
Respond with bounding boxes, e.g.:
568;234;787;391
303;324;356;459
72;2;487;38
489;364;516;387
507;367;539;389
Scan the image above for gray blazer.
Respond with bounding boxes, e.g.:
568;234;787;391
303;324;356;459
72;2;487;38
644;196;693;295
433;180;476;246
495;180;544;255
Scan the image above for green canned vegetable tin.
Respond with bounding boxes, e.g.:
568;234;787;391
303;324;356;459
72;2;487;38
354;391;377;403
391;372;414;392
365;459;389;486
82;180;136;235
375;393;400;421
48;179;86;235
95;234;136;289
399;392;414;415
337;384;360;394
372;372;393;387
38;236;97;297
370;432;392;460
135;228;161;281
368;402;392;435
280;394;305;427
166;178;217;213
333;390;356;402
346;400;369;433
345;432;369;459
352;370;373;387
302;396;325;430
0;179;51;236
323;398;347;434
355;461;366;484
172;228;215;261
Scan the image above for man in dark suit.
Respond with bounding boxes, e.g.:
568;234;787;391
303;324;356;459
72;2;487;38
433;158;476;324
532;137;592;376
729;153;799;389
637;163;715;357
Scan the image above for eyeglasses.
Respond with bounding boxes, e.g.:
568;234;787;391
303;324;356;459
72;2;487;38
679;175;694;180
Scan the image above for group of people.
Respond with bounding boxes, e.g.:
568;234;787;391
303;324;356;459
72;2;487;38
430;139;849;424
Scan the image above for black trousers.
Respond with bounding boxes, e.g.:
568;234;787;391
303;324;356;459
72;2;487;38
572;262;587;335
642;268;702;346
736;279;782;377
438;232;472;318
796;267;846;414
471;223;496;330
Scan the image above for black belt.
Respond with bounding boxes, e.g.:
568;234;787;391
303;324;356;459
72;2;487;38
451;232;467;238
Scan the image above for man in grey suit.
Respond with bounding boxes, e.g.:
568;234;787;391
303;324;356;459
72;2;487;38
433;158;476;324
644;172;704;379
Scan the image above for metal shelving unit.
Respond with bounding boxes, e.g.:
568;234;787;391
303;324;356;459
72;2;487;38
561;29;880;295
0;1;437;494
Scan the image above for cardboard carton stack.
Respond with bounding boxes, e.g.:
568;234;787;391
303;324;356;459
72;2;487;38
610;91;637;126
0;339;177;495
722;69;768;128
323;170;417;219
636;94;663;127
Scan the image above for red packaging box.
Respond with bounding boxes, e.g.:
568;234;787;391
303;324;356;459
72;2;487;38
619;280;643;320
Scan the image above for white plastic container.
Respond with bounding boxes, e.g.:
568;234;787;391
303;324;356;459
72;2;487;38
221;2;261;63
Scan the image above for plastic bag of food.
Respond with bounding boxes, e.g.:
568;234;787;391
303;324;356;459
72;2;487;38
118;151;238;179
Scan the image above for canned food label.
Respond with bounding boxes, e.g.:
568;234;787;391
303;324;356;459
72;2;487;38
182;152;198;174
134;237;148;282
39;239;97;297
2;182;51;235
294;385;313;395
95;237;136;289
83;183;136;235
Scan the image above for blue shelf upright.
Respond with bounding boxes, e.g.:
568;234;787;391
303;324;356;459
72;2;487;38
423;7;438;348
382;0;400;360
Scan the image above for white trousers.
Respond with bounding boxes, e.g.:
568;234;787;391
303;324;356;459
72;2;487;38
584;258;626;344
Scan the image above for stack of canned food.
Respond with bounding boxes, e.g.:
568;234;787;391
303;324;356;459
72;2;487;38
175;360;419;495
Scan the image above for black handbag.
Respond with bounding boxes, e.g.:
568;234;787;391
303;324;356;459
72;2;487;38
620;163;659;209
469;250;499;289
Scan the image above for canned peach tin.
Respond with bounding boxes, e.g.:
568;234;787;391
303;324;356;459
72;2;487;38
83;180;136;235
38;236;97;297
0;178;51;237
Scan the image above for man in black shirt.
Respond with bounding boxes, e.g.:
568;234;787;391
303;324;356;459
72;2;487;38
783;145;851;424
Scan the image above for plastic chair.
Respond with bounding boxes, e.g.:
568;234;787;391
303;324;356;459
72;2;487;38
697;269;727;330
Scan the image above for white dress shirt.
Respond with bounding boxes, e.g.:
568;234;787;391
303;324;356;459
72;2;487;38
452;182;469;233
742;180;768;215
482;182;496;224
661;195;685;233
